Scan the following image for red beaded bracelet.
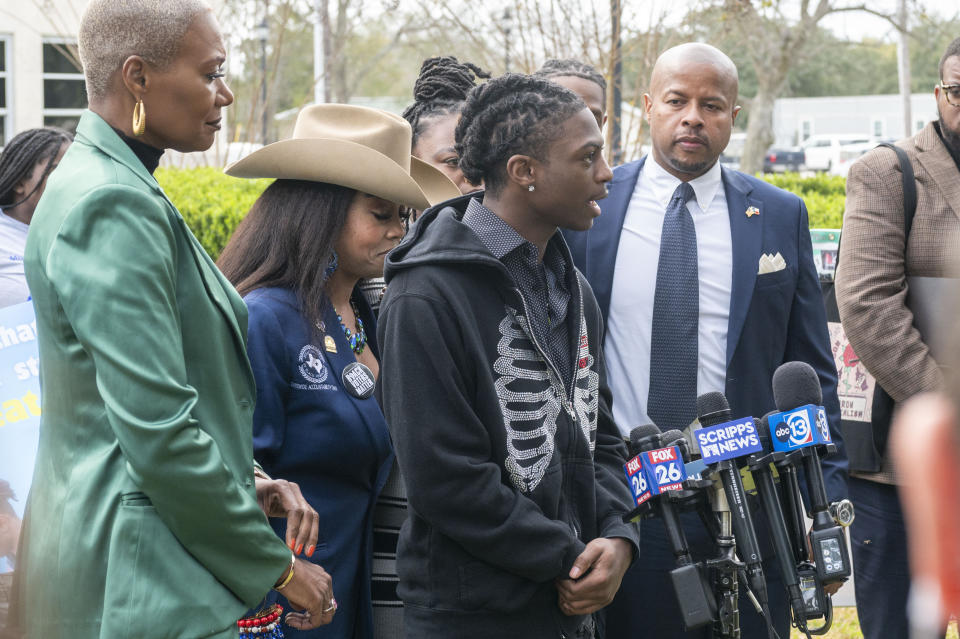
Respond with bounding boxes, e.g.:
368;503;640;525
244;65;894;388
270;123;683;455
238;603;284;638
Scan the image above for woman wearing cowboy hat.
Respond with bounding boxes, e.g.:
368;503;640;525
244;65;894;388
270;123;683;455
218;103;459;639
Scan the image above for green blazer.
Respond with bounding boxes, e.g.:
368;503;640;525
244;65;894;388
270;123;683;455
8;111;290;639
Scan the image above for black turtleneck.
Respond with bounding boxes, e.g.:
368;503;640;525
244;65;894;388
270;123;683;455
933;121;960;174
111;127;164;175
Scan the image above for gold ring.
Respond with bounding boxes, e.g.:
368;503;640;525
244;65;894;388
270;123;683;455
323;599;337;613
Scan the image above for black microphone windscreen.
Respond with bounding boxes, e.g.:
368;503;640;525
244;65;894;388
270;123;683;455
696;391;730;427
630;423;661;451
772;361;822;411
659;429;686;446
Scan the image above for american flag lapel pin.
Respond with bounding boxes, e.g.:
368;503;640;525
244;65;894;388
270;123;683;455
746;206;760;218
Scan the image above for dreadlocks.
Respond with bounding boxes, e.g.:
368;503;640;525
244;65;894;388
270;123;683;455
402;56;490;149
534;58;607;102
0;127;73;210
455;73;584;194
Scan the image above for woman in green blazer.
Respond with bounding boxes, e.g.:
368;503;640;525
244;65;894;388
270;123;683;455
6;1;335;637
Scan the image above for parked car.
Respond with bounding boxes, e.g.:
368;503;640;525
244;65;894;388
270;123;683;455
763;147;805;173
831;141;880;177
720;132;746;170
801;134;877;172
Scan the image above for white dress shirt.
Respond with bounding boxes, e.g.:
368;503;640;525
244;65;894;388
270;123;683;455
0;213;30;309
605;158;733;437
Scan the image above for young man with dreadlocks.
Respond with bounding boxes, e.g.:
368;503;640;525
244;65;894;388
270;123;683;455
377;73;638;639
0;127;72;308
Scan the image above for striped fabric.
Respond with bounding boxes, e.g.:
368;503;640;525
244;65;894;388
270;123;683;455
371;463;406;638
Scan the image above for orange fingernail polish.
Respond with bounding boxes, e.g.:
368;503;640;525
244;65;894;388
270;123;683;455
307;545;315;557
296;543;303;554
288;539;295;550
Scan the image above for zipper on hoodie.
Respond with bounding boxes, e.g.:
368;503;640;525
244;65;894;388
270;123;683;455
510;277;584;423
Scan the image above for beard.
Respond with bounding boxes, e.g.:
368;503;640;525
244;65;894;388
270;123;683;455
937;103;960;155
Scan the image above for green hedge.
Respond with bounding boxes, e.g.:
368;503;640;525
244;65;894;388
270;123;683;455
156;168;847;260
156;167;273;261
762;172;846;229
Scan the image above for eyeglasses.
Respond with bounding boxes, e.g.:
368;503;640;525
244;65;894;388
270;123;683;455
938;82;960;107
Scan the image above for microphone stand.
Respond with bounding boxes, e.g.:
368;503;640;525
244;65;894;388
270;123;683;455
705;475;741;639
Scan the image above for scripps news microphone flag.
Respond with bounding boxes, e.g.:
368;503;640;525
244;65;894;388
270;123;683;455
0;301;42;575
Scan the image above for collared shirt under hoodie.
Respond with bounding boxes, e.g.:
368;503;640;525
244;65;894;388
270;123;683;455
462;197;573;384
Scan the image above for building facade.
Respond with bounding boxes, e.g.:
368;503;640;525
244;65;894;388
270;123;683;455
0;0;90;147
773;93;939;148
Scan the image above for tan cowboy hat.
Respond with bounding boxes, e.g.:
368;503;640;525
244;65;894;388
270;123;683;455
225;104;460;210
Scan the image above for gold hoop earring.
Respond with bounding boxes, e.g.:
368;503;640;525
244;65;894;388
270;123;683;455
132;99;146;136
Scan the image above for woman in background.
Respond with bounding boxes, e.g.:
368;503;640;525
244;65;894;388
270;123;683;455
219;103;458;639
402;55;489;196
0;127;72;308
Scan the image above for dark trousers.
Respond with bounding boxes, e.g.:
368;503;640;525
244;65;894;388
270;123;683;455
602;511;789;639
849;476;946;639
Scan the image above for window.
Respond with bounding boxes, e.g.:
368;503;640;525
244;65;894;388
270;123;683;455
42;39;86;134
0;36;10;148
871;118;884;138
799;119;813;143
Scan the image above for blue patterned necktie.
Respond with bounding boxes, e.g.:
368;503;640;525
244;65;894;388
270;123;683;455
648;181;698;432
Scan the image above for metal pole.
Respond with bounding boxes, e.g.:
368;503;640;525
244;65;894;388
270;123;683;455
259;18;268;144
610;0;623;164
503;8;511;73
313;0;325;104
897;0;912;137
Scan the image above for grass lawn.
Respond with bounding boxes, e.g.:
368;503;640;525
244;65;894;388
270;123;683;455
790;607;959;638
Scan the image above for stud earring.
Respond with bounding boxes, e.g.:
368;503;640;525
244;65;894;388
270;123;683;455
528;185;535;192
132;98;146;136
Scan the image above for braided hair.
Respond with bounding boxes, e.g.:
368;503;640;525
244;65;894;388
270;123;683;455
535;58;607;102
456;73;585;194
402;56;490;149
0;127;73;210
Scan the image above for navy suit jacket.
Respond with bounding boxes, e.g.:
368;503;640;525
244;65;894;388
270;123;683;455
562;158;848;500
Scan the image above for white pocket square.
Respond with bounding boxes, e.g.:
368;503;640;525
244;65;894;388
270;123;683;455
758;252;787;275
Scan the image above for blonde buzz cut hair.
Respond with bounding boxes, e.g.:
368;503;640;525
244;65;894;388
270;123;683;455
79;0;211;102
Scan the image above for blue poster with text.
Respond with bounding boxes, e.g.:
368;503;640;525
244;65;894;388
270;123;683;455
0;302;41;574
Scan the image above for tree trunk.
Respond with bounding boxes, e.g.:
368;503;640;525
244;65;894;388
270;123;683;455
740;85;777;175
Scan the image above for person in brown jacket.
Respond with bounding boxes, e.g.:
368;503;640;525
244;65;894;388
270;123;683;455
835;37;960;639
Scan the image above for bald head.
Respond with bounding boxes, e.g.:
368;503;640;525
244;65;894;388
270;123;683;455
651;43;739;104
642;42;741;181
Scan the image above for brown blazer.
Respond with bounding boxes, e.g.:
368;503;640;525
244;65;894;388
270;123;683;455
836;121;960;405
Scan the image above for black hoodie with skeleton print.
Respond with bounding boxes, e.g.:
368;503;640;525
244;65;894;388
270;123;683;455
377;194;639;639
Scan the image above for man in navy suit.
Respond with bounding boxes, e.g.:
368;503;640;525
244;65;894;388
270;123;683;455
562;43;847;638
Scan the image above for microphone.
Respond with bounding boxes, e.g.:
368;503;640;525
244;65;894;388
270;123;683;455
623;424;715;630
749;415;816;628
759;409;811;566
771;362;852;585
695;392;769;609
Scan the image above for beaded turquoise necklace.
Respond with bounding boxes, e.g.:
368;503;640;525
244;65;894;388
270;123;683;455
335;300;367;354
